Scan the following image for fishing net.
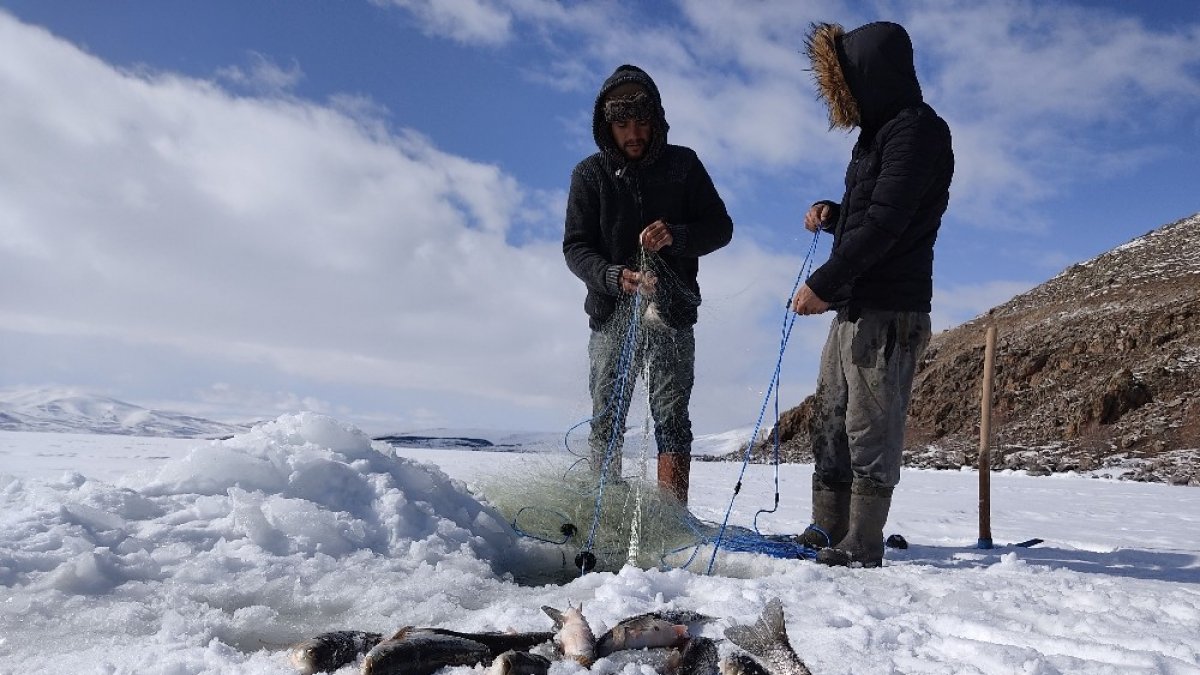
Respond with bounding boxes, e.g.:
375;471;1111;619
480;239;824;578
477;455;701;575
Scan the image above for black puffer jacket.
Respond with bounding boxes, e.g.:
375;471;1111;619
563;65;733;330
804;22;954;313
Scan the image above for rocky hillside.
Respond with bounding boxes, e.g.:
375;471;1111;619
758;212;1200;486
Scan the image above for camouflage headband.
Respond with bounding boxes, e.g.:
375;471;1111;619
604;90;654;123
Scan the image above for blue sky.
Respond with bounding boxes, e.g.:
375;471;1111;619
1;1;1198;435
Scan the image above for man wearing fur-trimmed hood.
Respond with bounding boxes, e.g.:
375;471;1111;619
563;65;733;505
791;22;954;567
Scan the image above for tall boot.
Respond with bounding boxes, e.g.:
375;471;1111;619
794;475;851;549
657;453;691;504
817;479;893;568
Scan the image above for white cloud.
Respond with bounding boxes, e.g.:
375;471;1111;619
905;1;1200;122
688;236;835;422
0;12;583;428
5;3;1196;435
162;383;344;422
383;0;1200;229
901;0;1200;224
356;0;1200;427
215;52;304;94
931;279;1038;331
376;0;514;45
0;11;815;434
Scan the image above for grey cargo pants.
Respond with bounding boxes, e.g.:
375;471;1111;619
811;308;931;488
588;318;695;475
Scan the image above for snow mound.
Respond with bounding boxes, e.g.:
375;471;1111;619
0;413;543;600
135;412;522;560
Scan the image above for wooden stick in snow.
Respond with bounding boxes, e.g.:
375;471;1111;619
978;325;997;549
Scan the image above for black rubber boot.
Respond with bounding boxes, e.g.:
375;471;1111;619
817;479;893;568
794;475;851;550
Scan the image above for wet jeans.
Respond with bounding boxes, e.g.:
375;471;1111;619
810;308;931;488
588;317;695;475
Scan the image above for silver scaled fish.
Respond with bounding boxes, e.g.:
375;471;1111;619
542;604;597;666
723;598;812;675
596;615;690;657
360;627;492;675
287;630;382;674
488;649;553;675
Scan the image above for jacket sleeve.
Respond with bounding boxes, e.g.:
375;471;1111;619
814;200;840;232
665;156;733;258
806;115;948;301
563;163;620;295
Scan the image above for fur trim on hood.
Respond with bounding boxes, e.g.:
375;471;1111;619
805;22;860;130
805;21;923;132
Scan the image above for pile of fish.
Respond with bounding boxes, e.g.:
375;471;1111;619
288;598;812;675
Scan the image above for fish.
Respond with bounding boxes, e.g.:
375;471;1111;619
595;612;692;657
594;636;718;675
644;301;665;326
542;604;597;666
287;630;383;674
718;652;771;675
595;647;683;674
360;628;492;675
722;598;812;675
488;649;552;675
412;627;554;658
678;637;720;675
635;609;714;627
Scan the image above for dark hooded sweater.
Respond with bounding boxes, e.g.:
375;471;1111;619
563;65;734;330
804;22;954;314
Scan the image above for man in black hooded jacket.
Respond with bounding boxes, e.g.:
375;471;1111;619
792;22;954;567
563;65;733;504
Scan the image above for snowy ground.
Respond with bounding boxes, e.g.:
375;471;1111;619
1;414;1198;674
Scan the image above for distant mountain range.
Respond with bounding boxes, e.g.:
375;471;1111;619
373;427;748;457
0;388;248;439
0;386;755;456
374;429;562;452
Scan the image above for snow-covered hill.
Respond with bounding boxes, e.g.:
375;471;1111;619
0;388;247;438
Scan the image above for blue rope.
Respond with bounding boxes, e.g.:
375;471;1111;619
659;515;818;571
704;230;821;575
579;288;647;569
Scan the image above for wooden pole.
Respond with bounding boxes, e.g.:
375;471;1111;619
977;325;997;549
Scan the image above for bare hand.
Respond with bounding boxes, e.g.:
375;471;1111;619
804;203;832;233
639;220;673;252
791;283;830;315
620;268;658;296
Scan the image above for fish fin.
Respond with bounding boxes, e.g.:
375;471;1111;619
666;649;684;673
724;598;790;657
723;624;766;655
389;626;413;640
542;606;565;628
757;598;792;649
